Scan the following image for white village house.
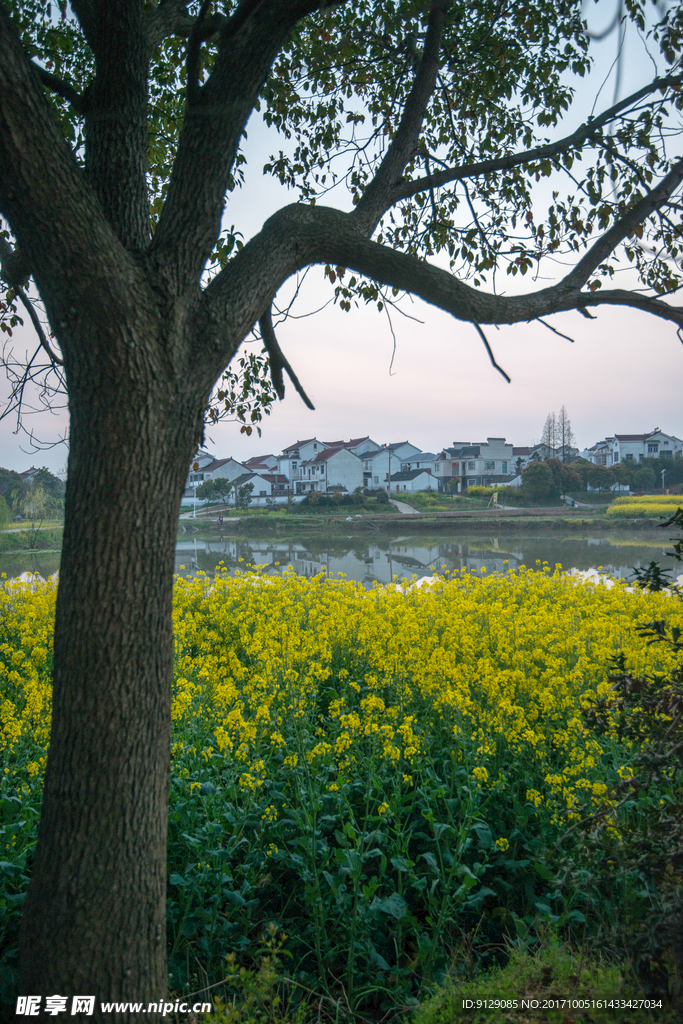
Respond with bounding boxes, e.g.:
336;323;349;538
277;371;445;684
185;425;682;504
435;438;515;491
584;429;683;466
184;450;247;497
294;447;364;495
389;469;436;493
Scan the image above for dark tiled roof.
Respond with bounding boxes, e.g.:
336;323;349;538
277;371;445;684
310;447;350;463
281;438;318;453
445;445;480;457
202;457;241;474
390;469;434;481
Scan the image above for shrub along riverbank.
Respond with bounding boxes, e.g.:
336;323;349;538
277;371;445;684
1;568;683;1020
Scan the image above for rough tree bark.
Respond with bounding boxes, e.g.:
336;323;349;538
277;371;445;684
0;0;682;1018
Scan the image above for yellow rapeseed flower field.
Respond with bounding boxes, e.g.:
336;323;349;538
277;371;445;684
168;565;682;819
2;567;682;817
3;565;683;1006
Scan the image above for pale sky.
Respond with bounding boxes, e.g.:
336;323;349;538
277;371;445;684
1;3;681;474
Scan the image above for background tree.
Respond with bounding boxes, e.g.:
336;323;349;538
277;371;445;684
640;455;683;490
557;405;575;462
545;456;581;495
611;460;637;489
1;0;683;1013
194;476;234;504
541;412;557;453
586;464;616;492
236;481;254;509
0;465;23;512
634;464;658;491
570;455;594;492
521;461;559;505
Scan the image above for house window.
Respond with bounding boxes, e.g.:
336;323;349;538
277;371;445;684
648;443;659;453
484;461;495;471
624;454;633;461
502;461;507;474
468;478;476;486
374;476;379;484
661;450;673;458
613;453;619;462
468;461;475;469
259;490;266;496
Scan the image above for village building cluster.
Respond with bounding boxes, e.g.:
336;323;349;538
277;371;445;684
184;428;682;502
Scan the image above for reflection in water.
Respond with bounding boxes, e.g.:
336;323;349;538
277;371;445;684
3;530;678;586
174;531;680;588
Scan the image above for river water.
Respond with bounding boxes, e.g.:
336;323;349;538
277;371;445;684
173;526;682;588
3;526;680;587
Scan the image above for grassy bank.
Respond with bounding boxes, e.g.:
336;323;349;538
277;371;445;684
0;527;64;554
2;568;683;1018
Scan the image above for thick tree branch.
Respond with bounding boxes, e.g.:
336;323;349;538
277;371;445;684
0;5;149;361
71;1;150;250
68;1;102;52
391;74;683;203
351;0;449;237
186;0;213;106
31;62;88;115
148;0;345;292
146;1;194;51
201;203;683;384
563;158;683;289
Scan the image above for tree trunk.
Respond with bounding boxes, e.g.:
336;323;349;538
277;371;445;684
18;319;205;1021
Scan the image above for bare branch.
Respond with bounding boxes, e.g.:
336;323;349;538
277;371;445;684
351;1;449;236
391;74;683;204
16;289;63;366
473;323;510;382
259;306;314;408
536;318;575;343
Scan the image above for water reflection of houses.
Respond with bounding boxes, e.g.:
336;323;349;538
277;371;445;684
174;533;679;587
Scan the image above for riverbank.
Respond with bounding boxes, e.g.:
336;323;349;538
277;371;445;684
179;506;674;535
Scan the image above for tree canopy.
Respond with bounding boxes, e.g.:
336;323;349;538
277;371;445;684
2;0;683;400
1;0;683;1016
